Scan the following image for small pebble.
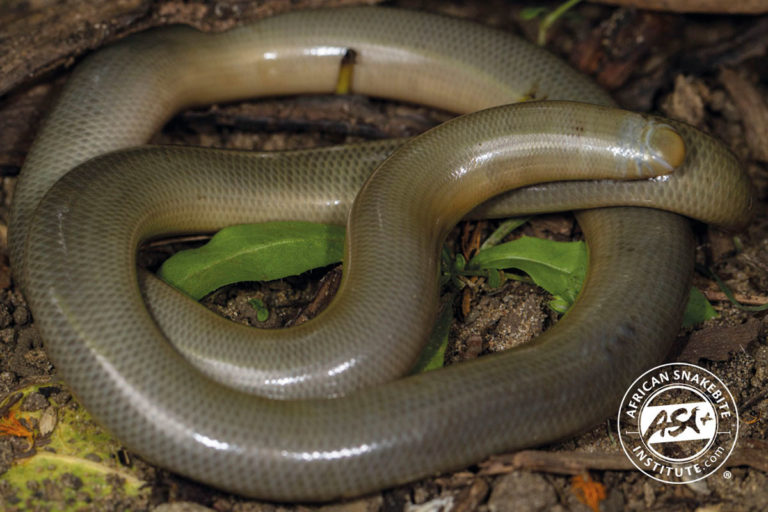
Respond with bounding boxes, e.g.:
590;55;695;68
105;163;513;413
0;327;15;344
0;305;11;328
38;406;58;436
12;305;30;326
21;391;49;412
84;453;103;463
152;502;216;512
60;472;83;490
487;472;558;512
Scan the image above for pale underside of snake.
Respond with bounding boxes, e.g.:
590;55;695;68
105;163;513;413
11;7;753;501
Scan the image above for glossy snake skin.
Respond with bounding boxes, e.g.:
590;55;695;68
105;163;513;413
12;7;752;501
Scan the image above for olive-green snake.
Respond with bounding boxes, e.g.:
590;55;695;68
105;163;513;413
10;7;753;501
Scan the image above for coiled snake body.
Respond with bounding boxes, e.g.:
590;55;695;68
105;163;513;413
11;7;753;501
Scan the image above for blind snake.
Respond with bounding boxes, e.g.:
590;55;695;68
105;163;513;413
10;7;753;501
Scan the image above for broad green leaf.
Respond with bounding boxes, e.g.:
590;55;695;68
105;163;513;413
1;384;147;511
468;236;588;309
159;222;344;300
468;235;717;321
160;222;716;346
682;287;718;327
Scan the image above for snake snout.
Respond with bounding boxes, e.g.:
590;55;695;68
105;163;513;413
617;116;686;179
646;124;686;174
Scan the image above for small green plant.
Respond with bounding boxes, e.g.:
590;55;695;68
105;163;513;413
521;0;584;46
159;220;717;371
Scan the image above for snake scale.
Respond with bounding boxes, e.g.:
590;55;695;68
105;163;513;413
10;7;753;501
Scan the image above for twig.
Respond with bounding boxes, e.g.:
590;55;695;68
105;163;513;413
703;289;768;307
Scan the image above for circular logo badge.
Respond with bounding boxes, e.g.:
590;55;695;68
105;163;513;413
617;363;738;483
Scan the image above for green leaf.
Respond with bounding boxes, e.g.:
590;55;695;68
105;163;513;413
0;384;147;510
698;263;768;312
682;287;718;327
537;0;584;46
480;217;530;250
248;298;270;322
410;299;454;373
548;297;571;314
158;222;345;300
468;236;588;309
486;268;502;288
469;236;717;323
160;221;714;342
454;253;466;272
